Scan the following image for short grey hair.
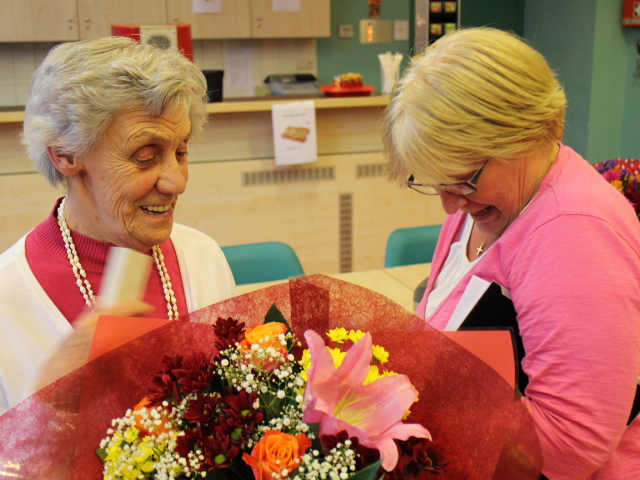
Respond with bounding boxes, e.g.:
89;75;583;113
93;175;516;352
22;36;208;187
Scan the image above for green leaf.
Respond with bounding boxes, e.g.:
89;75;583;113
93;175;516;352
306;423;324;451
347;459;384;480
96;447;107;461
264;304;290;330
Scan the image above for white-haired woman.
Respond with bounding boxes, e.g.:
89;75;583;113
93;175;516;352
0;37;236;414
384;27;640;479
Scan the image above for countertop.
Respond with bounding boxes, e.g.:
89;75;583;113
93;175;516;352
0;94;390;123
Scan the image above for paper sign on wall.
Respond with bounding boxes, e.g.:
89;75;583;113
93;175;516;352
224;46;254;90
273;0;301;12
271;101;317;166
193;0;222;14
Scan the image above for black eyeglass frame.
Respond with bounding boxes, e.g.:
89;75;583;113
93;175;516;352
407;159;489;196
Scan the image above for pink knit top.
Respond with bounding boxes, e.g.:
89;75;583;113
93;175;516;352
25;199;188;324
417;145;640;479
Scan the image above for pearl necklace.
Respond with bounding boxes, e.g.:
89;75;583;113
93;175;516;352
56;197;179;320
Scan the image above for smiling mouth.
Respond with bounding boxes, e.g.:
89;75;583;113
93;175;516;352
141;205;171;214
471;206;491;217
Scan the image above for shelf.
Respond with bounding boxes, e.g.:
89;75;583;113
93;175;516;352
0;95;390;124
208;94;390;113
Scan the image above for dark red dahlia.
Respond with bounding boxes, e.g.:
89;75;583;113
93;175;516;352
175;424;208;458
198;428;240;472
184;393;222;425
173;352;215;394
213;317;246;352
222;390;264;444
146;354;186;405
394;437;448;477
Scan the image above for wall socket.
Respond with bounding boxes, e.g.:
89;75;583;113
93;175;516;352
394;20;410;41
338;24;355;39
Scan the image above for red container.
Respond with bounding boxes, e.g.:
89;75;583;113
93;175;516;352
320;84;376;97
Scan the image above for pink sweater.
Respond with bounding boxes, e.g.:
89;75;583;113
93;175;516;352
25;199;188;324
417;145;640;479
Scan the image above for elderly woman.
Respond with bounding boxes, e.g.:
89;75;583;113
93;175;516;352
384;28;640;479
0;37;236;414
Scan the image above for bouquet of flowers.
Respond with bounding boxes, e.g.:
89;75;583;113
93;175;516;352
0;275;543;480
595;159;640;219
98;305;446;480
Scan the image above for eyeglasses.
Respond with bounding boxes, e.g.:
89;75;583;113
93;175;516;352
407;159;489;196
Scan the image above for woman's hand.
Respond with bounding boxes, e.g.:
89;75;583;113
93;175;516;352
36;301;154;391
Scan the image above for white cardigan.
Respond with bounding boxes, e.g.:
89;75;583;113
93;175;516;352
0;223;236;414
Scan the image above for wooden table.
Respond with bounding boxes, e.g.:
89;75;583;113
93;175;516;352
235;263;432;313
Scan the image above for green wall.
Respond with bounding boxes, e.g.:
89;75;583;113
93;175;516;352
460;0;524;33
317;0;525;92
317;1;640;161
316;1;412;91
524;0;597;159
621;28;640;158
524;0;636;162
587;0;628;162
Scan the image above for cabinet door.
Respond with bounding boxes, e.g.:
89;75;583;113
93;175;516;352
167;0;251;39
251;0;330;38
0;0;78;42
77;0;168;39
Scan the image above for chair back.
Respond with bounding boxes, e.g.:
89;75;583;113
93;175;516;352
221;242;304;285
384;225;442;268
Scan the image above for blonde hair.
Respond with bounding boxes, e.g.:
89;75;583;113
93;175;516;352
384;27;567;185
22;36;208;187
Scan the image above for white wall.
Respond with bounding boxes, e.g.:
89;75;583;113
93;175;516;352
0;37;318;107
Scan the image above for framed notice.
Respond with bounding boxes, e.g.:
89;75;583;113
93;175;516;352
271;101;318;166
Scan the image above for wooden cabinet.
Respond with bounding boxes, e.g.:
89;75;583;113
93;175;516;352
77;0;168;39
251;0;330;38
0;0;330;42
167;0;252;39
0;0;79;42
167;0;330;39
0;0;166;42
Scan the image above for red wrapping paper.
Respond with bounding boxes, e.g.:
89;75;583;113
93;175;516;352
0;275;542;479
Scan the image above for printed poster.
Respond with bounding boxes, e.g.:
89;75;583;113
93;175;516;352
271;101;317;166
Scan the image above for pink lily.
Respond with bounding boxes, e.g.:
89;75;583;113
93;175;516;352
303;330;431;471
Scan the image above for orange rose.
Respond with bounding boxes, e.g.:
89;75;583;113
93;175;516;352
239;323;289;371
242;323;288;350
243;430;311;480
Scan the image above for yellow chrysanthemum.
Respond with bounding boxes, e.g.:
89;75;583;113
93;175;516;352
327;328;349;343
348;330;366;343
328;347;346;367
365;365;382;385
372;344;389;364
123;426;140;443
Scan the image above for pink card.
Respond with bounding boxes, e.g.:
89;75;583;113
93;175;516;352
89;316;170;362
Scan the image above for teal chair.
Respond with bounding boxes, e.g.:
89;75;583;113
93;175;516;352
221;242;304;285
384;225;442;268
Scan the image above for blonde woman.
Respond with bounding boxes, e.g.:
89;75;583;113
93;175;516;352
384;27;640;480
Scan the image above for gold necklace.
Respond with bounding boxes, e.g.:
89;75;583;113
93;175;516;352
476;240;488;256
472;144;559;258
